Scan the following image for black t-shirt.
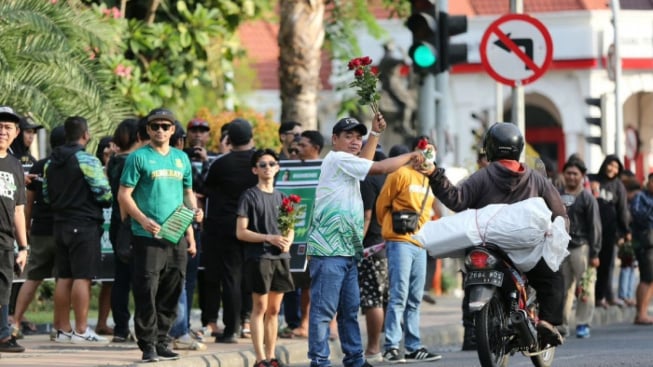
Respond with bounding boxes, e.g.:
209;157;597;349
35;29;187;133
183;147;218;194
236;186;289;260
26;158;53;236
361;173;386;249
204;149;258;240
0;155;26;249
107;153;128;226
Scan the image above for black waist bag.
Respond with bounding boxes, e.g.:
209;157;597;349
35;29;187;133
391;210;420;234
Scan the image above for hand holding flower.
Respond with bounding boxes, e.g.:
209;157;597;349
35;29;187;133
372;113;386;134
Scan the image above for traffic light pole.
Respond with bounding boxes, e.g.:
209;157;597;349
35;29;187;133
510;0;526;161
418;73;437;142
433;0;448;164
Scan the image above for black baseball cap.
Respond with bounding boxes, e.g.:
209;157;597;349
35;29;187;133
332;117;367;136
147;108;176;124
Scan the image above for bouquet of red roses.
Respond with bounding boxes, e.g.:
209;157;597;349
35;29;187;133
348;56;380;114
278;194;303;236
416;138;436;169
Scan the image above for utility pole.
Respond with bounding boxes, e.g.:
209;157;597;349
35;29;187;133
610;0;624;159
510;0;525;161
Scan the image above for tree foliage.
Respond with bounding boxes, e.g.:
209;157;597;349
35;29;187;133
0;0;129;135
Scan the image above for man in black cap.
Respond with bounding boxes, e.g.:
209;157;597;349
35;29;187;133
0;106;28;353
118;107;202;361
306;113;424;367
203;118;258;343
10;115;43;172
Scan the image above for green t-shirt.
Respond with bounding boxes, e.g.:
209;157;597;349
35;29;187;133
120;145;192;238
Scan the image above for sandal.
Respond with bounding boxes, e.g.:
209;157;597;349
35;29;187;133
279;327;294;339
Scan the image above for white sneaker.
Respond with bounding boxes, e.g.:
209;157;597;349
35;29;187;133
173;333;207;350
53;329;73;344
71;327;110;345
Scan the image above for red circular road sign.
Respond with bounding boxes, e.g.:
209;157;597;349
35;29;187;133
480;14;553;87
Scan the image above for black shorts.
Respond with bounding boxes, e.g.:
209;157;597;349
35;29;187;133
636;245;653;283
244;257;294;295
54;223;102;279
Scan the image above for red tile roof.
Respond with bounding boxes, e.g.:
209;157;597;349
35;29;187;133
237;21;332;91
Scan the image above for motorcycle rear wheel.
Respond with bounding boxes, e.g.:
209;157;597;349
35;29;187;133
475;295;510;367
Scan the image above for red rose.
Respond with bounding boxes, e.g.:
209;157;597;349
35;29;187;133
352;58;362;67
289;194;301;203
347;60;356;70
286;205;294;214
361;56;372;65
370;66;379;75
354;68;364;78
417;138;428;150
282;197;291;206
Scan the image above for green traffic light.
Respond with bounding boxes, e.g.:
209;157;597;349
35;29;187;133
413;43;437;68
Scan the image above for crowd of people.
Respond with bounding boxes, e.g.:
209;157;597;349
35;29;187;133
0;105;651;367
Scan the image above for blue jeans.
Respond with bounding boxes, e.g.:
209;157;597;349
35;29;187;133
169;286;188;338
384;241;427;352
0;304;10;340
308;256;365;367
618;266;636;300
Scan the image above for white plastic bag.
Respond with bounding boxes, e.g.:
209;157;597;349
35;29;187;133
413;197;570;272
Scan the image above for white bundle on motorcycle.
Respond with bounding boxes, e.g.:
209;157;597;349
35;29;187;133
413;197;570;272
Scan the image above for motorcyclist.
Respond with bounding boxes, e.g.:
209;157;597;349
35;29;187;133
418;122;567;347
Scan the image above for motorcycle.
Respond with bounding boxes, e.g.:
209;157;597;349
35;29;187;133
464;244;556;367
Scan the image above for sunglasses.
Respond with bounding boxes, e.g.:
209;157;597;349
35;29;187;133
288;148;299;155
257;161;278;168
149;123;173;131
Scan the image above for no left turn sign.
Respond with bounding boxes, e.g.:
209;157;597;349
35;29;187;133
480;14;553;87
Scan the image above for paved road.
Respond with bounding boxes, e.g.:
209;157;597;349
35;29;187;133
0;296;643;367
292;322;653;367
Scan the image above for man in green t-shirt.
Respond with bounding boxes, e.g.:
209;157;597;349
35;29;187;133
118;108;203;363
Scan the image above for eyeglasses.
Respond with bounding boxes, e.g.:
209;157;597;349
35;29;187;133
288;149;299;155
149;123;173;131
257;161;278;168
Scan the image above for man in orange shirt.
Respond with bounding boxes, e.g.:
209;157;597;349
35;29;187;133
376;136;441;364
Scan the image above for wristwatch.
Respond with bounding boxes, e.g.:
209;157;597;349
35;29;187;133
369;130;382;137
17;245;29;252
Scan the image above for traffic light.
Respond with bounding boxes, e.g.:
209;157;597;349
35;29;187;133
585;94;615;153
438;12;468;71
406;0;439;75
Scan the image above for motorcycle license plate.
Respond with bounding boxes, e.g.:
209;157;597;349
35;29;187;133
465;270;504;287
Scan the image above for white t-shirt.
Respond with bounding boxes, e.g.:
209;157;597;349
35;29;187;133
307;151;373;257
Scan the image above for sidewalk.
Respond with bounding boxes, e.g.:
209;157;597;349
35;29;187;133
2;295;637;367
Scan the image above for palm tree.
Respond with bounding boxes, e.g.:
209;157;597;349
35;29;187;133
278;0;325;130
0;0;129;135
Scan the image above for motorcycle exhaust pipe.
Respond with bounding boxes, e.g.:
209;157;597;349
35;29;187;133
510;309;536;347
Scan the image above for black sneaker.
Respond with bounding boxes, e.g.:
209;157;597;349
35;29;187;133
216;333;238;343
405;347;442;362
383;348;405;364
141;347;159;363
156;344;180;360
0;336;25;353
